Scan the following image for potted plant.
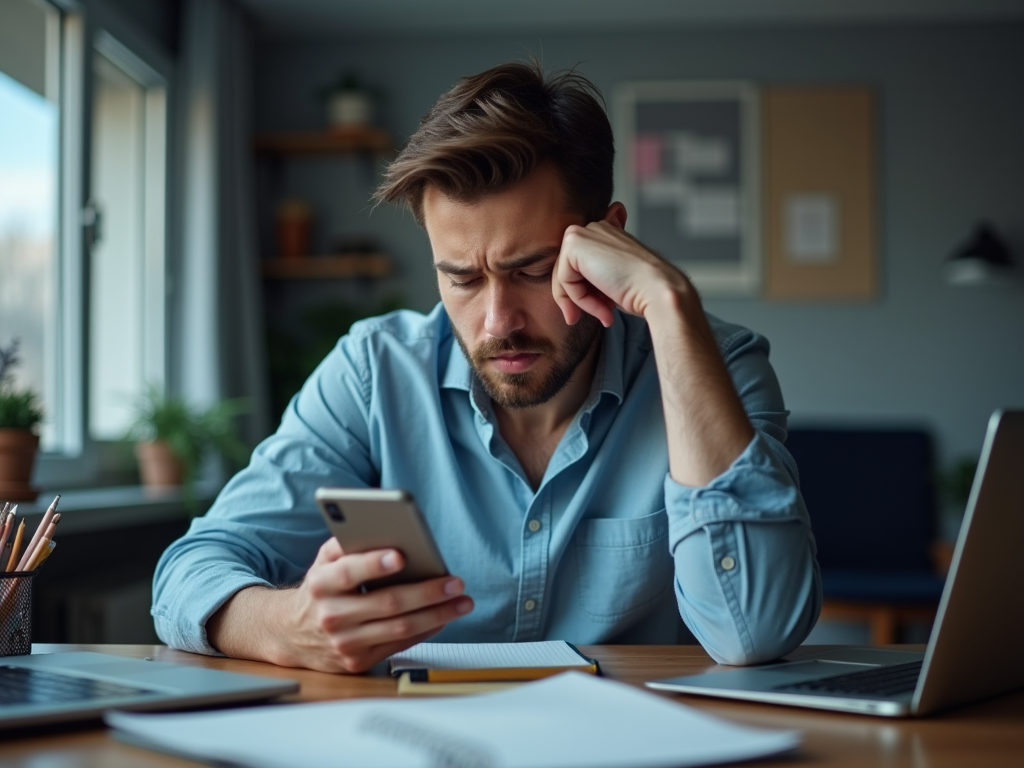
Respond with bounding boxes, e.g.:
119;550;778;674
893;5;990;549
128;385;250;505
320;72;380;130
0;339;44;502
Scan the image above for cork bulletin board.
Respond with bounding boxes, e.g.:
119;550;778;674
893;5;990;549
762;87;877;301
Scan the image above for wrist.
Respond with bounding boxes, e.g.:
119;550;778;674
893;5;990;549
642;274;704;335
209;585;294;666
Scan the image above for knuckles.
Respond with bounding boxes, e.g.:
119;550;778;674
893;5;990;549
377;590;401;617
389;617;413;639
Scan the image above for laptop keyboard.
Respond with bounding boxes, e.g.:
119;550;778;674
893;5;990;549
0;665;158;706
774;660;923;698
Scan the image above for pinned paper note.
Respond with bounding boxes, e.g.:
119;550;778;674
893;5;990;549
785;193;839;263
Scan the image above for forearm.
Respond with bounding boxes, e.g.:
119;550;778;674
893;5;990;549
643;281;754;487
206;586;297;667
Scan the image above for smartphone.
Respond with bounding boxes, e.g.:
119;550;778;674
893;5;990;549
314;488;449;590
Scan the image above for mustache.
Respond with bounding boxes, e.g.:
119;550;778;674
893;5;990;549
473;333;556;360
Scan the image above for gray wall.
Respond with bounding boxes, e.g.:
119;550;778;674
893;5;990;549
252;22;1024;470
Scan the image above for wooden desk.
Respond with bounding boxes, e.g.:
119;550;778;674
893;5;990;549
2;644;1023;767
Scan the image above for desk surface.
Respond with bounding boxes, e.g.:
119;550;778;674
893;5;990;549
2;644;1022;767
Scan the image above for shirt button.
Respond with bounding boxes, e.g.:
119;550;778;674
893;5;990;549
720;556;736;571
524;599;537;611
528;519;541;533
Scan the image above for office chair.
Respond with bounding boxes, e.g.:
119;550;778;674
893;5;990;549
786;427;947;645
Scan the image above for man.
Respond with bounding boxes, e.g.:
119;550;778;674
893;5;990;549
153;62;820;673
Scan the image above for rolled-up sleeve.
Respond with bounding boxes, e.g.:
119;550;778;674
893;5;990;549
152;331;376;655
667;323;821;665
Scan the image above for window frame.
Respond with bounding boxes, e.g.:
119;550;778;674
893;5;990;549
33;0;175;489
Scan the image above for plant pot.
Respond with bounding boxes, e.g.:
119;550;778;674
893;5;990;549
0;428;40;502
327;90;372;129
135;440;185;487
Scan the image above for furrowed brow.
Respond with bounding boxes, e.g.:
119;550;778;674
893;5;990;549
493;247;560;272
434;246;561;277
433;261;479;276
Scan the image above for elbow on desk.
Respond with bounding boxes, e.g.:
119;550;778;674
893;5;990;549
687;576;823;667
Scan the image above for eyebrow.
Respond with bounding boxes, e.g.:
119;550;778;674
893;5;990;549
434;247;560;276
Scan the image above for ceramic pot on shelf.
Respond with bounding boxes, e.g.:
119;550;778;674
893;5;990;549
327;89;373;130
276;200;311;259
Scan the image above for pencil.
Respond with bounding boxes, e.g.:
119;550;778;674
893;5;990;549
5;519;26;572
40;512;60;542
25;536;52;571
17;494;59;571
36;544;55;569
36;540;56;567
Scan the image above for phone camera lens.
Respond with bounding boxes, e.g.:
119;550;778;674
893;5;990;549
325;502;345;522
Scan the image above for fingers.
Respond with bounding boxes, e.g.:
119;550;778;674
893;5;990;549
306;547;405;598
325;576;468;629
335;594;474;661
299;543;475;674
553;252;616;328
331;627;444;675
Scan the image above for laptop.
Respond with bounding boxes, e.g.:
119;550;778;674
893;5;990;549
647;409;1024;717
0;651;298;730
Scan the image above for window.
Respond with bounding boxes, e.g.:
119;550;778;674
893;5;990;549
0;0;61;448
0;0;170;486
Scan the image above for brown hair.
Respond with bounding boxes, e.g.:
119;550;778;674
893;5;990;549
373;60;614;226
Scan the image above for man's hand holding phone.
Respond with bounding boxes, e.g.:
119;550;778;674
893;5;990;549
278;537;473;674
207;488;473;674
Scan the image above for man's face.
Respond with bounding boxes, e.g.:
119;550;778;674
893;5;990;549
423;165;602;410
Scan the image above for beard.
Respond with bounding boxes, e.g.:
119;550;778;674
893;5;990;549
451;314;602;410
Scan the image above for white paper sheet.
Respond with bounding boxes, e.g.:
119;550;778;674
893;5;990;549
107;672;799;768
784;193;839;262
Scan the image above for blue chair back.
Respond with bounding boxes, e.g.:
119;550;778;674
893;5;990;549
786;428;936;573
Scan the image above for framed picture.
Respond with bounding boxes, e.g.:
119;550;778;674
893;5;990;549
615;81;761;296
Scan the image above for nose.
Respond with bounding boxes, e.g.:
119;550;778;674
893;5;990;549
483;280;526;339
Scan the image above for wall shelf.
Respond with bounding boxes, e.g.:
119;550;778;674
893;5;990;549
254;126;393;155
261;254;393;280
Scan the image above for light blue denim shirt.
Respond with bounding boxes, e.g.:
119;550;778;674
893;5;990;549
153;305;820;665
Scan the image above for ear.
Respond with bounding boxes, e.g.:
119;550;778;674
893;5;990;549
603;202;627;229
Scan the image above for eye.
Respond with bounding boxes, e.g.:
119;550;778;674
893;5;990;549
447;276;481;290
519;270;553;283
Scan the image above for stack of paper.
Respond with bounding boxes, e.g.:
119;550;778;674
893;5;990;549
107;672;799;768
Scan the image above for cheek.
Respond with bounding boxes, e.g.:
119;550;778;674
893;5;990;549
440;290;482;337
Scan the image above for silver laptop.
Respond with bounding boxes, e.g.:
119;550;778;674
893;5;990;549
648;409;1024;717
0;651;298;729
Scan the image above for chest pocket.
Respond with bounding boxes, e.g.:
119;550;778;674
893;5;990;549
572;510;673;622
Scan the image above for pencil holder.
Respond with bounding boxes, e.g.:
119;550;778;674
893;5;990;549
0;571;35;656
